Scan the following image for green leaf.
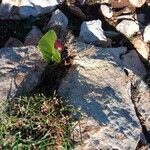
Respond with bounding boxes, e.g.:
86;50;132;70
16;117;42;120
38;30;61;63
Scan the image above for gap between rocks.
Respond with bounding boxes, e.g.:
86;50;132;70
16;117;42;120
130;83;150;148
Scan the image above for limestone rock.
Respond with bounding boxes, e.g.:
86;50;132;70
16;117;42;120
79;20;110;47
47;9;68;31
129;0;146;7
24;26;43;46
0;0;20;19
4;37;24;47
0;0;64;19
0;46;47;100
100;4;113;18
143;24;150;43
132;37;150;61
74;41;146;77
19;0;59;18
116;20;139;38
45;9;68;41
58;42;146;149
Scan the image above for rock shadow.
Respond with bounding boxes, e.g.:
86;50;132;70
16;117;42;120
58;66;140;129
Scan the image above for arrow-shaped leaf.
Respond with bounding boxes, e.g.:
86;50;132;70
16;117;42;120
38;30;61;63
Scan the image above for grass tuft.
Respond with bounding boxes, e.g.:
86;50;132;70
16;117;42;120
0;94;78;150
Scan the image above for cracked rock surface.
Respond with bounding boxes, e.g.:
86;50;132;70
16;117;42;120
58;42;147;149
0;46;47;100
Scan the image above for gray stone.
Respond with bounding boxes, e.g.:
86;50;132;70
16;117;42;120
79;20;111;47
132;37;150;61
47;9;68;31
100;4;113;18
0;0;20;19
58;42;147;149
74;41;146;77
4;37;24;47
129;0;146;7
19;0;59;18
0;0;64;19
24;26;43;46
0;46;47;100
116;20;139;38
45;9;68;41
121;50;147;77
143;24;150;43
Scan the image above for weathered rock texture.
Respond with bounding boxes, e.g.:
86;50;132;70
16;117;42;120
116;20;139;38
46;9;68;41
132;79;150;137
19;0;59;18
100;4;113;18
58;42;147;149
47;9;68;31
143;24;150;43
129;0;146;7
0;0;20;19
0;0;63;19
79;20;111;47
0;46;47;100
4;37;24;47
132;37;150;61
24;26;43;46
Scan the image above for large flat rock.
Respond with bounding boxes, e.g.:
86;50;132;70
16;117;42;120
58;42;147;149
0;46;47;100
